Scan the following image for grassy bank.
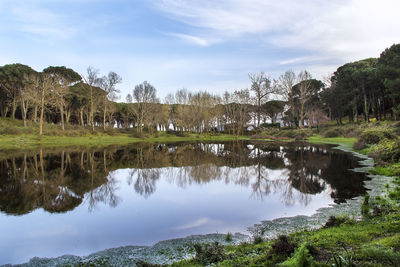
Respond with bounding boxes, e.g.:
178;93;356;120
0;118;248;149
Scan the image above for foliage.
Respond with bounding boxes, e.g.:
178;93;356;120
270;235;295;257
278;243;313;267
193;242;226;265
359;129;396;144
225;232;233;242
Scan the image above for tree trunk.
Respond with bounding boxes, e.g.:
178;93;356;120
33;106;38;122
39;88;45;139
90;86;94;131
60;105;65;130
103;101;107;131
20;98;28;127
11;99;16;119
363;90;369;123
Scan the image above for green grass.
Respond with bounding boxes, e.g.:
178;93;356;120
307;135;357;146
0;133;249;150
0;118;250;150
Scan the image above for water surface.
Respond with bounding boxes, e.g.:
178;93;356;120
0;141;368;264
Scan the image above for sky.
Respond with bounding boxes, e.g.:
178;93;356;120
0;0;399;100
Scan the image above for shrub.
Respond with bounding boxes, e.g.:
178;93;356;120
278;243;313;267
270;235;295;257
136;261;165;267
131;131;145;138
193;242;226;265
359;246;400;266
323;128;341;138
253;236;264;244
359;129;396;145
225;232;233;242
353;140;366;150
324;216;347;228
361;193;371;218
371;140;400;163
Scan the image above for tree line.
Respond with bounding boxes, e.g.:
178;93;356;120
0;44;399;136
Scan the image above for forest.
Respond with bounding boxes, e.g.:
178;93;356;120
0;44;399;138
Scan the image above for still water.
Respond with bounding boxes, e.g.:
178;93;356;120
0;141;368;264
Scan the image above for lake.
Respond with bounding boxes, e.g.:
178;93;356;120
0;141;368;264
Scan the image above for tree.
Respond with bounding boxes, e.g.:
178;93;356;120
43;66;81;130
277;70;297;127
331;59;381;122
132;81;158;133
37;73;56;138
222;89;251;137
249;72;275;127
0;64;36;125
378;44;400;119
82;67;100;131
98;71;122;130
261;100;286;124
291;71;323;128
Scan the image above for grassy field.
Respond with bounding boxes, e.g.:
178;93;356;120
0;133;249;150
0;118;248;149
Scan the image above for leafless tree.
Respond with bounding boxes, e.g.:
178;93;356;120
277;70;297;127
249;72;275;127
83;67;100;131
132;81;158;133
98;71;122;130
297;70;313;128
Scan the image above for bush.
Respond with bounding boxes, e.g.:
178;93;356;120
260;122;281;129
361;193;371;218
136;261;165;267
359;129;396;145
323;128;342;138
353;140;367;150
270;235;295;257
225;232;233;242
193;242;226;265
131;131;145;138
371;140;400;163
359;246;400;266
0;125;22;135
324;216;347;228
278;243;313;267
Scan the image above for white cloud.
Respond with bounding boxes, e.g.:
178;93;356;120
156;0;400;62
1;1;79;40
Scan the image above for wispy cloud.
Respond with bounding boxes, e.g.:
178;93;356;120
155;0;400;61
166;33;214;46
1;1;80;40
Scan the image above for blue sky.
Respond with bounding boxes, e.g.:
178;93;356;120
1;0;400;100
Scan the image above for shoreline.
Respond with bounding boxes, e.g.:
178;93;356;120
0;133;249;150
7;139;390;267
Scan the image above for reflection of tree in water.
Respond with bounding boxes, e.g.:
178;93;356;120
0;141;368;215
0;148;120;215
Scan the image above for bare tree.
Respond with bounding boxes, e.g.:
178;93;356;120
37;74;55;138
132;81;158;133
126;93;132;103
297;70;313;128
306;108;330;130
223;89;251;137
277;70;297;127
83;67;100;131
249;72;275;127
98;71;122;130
